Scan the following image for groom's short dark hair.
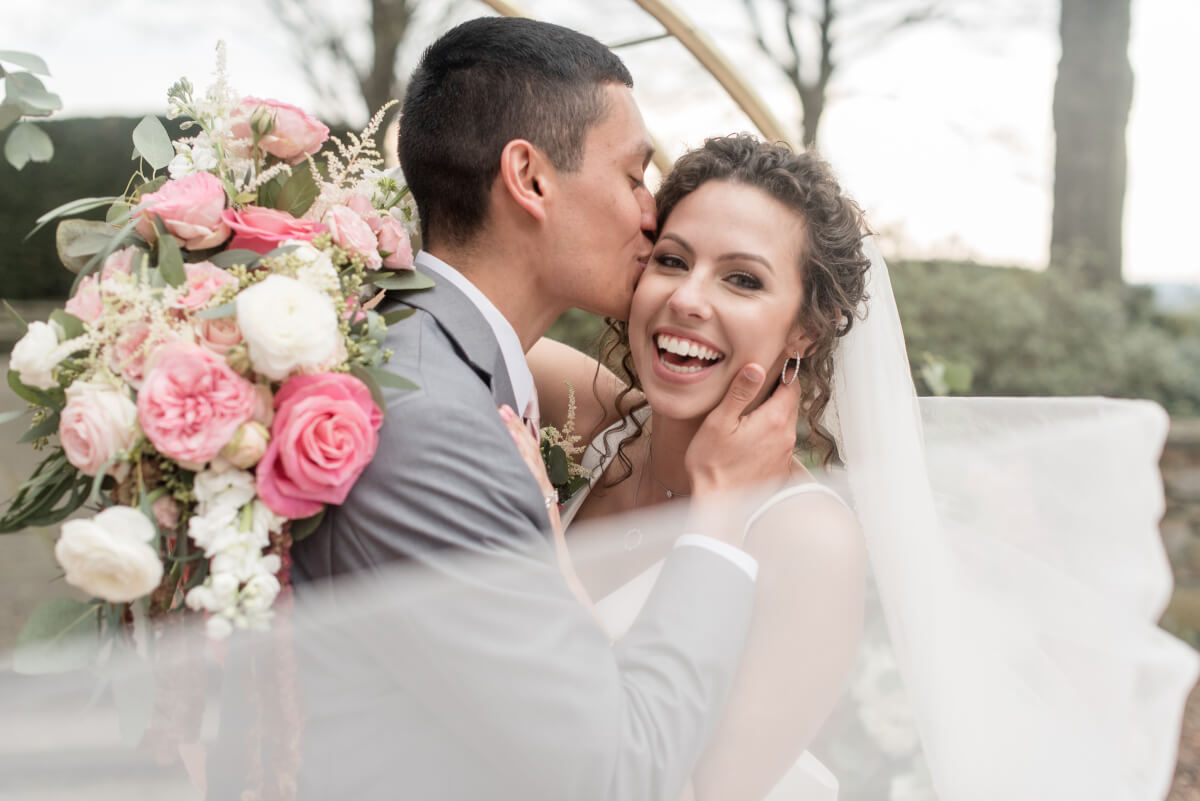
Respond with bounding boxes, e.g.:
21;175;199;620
399;17;634;246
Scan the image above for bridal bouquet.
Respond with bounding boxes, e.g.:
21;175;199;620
3;47;428;652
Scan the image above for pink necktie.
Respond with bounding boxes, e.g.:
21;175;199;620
522;390;541;440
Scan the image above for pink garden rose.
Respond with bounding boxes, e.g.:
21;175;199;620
174;261;238;311
193;315;243;358
221;207;327;255
138;342;258;465
324;205;381;270
59;380;140;477
255;373;382;518
109;321;176;389
232;97;329;164
135;172;230;250
373;215;414;270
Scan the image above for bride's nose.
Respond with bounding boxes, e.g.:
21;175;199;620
666;273;712;320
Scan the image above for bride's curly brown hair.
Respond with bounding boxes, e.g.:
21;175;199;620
595;134;872;485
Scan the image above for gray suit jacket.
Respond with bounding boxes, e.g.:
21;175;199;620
288;271;756;800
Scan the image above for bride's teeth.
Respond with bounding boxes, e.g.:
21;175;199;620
656;334;722;362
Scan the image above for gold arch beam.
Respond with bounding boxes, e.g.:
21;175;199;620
475;0;796;172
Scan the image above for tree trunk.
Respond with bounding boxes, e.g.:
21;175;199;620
1050;0;1133;285
361;0;415;122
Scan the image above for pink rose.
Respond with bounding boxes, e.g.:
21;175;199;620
59;380;140;477
255;373;382;518
374;216;414;270
222;207;327;255
134;172;230;251
65;248;141;324
110;321;175;389
138;342;258;465
174;261;237;312
151;495;182;530
232;97;329;164
193;316;243;358
345;194;375;220
324;205;381;270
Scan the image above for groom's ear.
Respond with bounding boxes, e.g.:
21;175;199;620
498;139;553;224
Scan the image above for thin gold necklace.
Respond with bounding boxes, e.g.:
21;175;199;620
648;436;690;499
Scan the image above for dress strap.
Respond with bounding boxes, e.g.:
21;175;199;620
743;482;848;537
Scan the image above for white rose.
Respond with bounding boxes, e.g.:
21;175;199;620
11;321;65;390
236;274;340;381
285;240;341;295
54;506;163;603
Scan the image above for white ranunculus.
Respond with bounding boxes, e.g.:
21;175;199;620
235;274;340;381
11;321;65;390
54;507;163;603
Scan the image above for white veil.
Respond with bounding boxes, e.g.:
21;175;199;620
819;238;1199;800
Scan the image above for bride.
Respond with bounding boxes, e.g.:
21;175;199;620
502;134;1199;801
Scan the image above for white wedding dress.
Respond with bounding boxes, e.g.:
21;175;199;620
561;410;842;801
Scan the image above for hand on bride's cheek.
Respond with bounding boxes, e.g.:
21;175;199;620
628;180;808;423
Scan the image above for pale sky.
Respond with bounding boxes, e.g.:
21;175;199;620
5;0;1198;285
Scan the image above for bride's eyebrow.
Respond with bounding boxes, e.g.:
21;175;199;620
718;252;774;274
658;233;693;254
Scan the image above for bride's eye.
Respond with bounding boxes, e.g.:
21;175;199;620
654;253;688;270
727;272;763;291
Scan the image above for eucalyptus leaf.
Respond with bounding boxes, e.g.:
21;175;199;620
18;411;60;443
56;219;116;274
548;446;569;486
23;473;92;529
368;269;435;293
6;370;61;408
0;102;21;131
105;202;132;225
71;216;138;294
4;121;53;169
49;310;85;340
195;301;236;319
0;51;51;76
290;508;326;543
256;172;286;209
130;175;167;202
381;308;415;326
151;216;185;287
12;598;100;675
363;365;418;392
208;249;261;270
349;365;387;418
3;299;27;333
4;72;61;114
0;408;29;425
275;167;319;217
27;195;121;240
131;115;174;170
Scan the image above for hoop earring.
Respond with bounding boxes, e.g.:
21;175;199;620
781;351;801;385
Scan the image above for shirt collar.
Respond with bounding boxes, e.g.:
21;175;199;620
414;251;534;414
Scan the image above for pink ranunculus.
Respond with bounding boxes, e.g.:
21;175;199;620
324;205;382;270
64;248;143;324
138;342;258;466
134;172;230;251
221;207;327;255
175;261;238;312
255;373;383;518
110;321;176;389
374;215;414;270
151;495;182;530
232;97;329;164
193;315;243;358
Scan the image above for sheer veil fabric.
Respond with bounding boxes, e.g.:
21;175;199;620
821;238;1199;800
0;241;1196;801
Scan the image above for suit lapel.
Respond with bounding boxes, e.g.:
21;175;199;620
389;271;519;410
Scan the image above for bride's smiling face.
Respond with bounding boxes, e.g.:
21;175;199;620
629;180;811;421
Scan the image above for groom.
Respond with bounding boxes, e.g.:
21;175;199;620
290;16;802;801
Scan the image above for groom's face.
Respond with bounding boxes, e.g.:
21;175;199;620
549;84;656;321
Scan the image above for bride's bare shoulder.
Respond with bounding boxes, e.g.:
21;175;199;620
527;337;642;438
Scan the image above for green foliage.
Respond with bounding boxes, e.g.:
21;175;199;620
0;51;62;170
890;260;1200;415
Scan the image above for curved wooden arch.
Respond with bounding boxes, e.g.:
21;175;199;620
475;0;797;170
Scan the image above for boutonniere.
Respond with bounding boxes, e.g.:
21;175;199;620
539;382;591;504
